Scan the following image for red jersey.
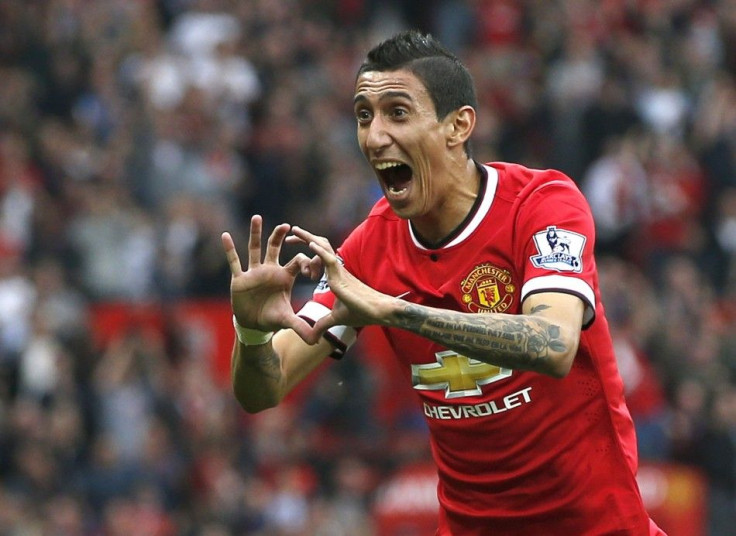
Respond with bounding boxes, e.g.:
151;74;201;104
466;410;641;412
298;162;665;535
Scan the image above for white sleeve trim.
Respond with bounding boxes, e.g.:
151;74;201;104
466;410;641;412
297;301;358;350
521;275;596;326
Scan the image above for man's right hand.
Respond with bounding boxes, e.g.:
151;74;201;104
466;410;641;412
221;215;315;343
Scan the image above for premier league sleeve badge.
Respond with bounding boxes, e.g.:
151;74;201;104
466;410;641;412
530;226;586;273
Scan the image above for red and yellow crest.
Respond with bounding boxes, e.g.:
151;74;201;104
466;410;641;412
461;263;515;313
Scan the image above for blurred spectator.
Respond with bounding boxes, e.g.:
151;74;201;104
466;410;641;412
66;181;157;300
580;75;642;172
713;187;736;289
0;250;36;393
668;378;709;465
641;133;710;276
635;68;691;140
653;255;724;384
91;324;169;464
545;27;605;178
263;464;312;535
598;257;669;460
17;308;66;402
0;129;40;256
581;132;650;259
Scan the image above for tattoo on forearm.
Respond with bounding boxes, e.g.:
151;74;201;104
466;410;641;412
236;347;281;381
395;304;567;371
256;351;281;379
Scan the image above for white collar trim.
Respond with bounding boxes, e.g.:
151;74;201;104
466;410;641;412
409;164;499;250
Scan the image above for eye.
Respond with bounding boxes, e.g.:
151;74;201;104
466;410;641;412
390;107;408;119
355;108;372;124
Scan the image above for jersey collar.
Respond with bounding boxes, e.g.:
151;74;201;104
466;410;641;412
409;162;499;250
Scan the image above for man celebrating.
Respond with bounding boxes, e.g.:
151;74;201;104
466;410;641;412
222;30;665;535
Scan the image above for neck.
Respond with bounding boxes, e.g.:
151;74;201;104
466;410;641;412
411;159;481;246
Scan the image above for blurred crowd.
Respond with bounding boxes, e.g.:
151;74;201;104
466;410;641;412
1;0;736;534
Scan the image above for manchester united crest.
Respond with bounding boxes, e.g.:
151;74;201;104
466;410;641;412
461;263;515;313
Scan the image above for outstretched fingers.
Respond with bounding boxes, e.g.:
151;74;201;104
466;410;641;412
247;214;264;268
221;231;243;277
264;223;291;264
243;215;291;269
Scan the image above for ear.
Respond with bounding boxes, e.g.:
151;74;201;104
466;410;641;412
444;106;476;149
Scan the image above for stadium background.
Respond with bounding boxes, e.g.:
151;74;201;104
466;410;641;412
0;0;734;534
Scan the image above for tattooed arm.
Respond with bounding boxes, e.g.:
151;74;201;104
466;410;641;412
292;226;585;379
391;292;585;378
231;329;334;413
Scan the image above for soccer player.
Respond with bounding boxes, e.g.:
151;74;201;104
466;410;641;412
221;30;666;535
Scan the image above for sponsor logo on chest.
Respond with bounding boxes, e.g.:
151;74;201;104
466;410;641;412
423;386;533;420
412;351;512;399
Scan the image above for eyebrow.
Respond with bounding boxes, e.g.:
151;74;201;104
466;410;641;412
353;90;414;106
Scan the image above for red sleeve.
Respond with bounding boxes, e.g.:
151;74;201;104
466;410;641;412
514;172;598;327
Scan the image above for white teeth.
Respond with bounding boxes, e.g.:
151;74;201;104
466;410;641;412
375;161;403;170
388;186;407;194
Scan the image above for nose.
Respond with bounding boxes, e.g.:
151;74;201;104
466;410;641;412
363;116;392;153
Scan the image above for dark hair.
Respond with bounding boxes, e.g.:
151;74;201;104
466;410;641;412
357;30;478;121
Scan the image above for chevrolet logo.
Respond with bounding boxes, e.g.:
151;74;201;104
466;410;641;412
412;351;512;399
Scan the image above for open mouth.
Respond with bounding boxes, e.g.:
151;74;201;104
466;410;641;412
375;161;413;195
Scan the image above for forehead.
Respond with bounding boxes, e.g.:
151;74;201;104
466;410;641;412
354;69;430;104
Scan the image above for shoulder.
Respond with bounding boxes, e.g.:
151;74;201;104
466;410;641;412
489;162;579;195
354;197;401;235
488;161;586;209
366;197;399;220
341;198;400;251
338;198;404;277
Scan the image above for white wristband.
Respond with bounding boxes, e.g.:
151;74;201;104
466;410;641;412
232;315;274;346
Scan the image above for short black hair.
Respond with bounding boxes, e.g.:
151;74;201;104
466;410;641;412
357;30;478;121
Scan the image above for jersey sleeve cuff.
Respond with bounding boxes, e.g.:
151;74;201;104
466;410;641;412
297;301;358;359
521;275;596;328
